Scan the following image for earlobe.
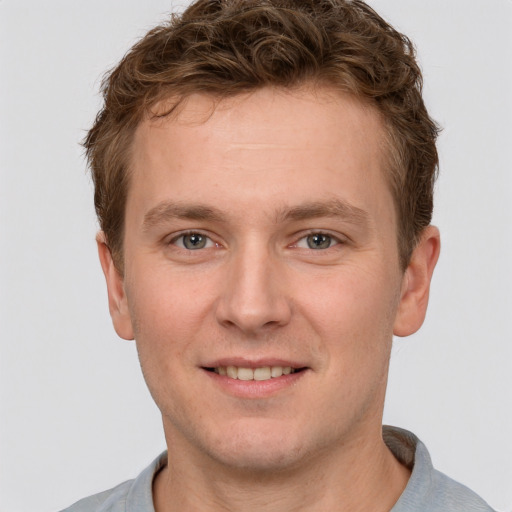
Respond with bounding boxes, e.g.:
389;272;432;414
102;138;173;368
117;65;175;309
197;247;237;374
96;232;134;341
393;226;441;337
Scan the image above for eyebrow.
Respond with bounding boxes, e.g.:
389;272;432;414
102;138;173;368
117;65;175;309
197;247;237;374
142;198;370;231
276;199;370;227
142;201;226;231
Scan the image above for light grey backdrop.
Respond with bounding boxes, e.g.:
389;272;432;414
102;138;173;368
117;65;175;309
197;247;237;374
1;1;511;511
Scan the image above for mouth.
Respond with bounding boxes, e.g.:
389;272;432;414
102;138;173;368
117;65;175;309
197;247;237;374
202;365;308;382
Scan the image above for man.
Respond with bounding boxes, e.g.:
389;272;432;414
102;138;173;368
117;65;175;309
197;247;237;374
63;0;495;510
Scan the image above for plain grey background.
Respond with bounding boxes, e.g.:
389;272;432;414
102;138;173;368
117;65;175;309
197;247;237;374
1;1;511;510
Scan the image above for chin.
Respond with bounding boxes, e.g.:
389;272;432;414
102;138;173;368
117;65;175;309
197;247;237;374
196;418;317;473
211;442;305;474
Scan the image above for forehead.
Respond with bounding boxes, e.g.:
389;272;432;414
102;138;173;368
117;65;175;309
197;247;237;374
143;87;385;158
127;86;392;226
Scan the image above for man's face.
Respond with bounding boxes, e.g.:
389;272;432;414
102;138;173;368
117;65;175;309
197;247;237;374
102;87;429;471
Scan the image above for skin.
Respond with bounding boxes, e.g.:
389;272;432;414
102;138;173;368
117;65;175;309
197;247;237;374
98;86;440;511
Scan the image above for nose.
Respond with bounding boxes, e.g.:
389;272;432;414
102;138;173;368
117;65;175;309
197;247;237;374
214;242;292;334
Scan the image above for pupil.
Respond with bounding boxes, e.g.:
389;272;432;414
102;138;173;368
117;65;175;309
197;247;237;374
307;234;331;250
184;234;206;249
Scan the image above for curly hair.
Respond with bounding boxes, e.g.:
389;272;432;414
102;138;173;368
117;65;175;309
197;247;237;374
84;0;439;272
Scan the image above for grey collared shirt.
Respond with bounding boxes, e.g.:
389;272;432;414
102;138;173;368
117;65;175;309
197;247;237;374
61;426;496;511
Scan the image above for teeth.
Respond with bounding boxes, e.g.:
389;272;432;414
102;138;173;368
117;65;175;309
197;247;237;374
271;366;283;378
226;366;238;379
214;366;296;381
254;367;271;381
237;367;254;381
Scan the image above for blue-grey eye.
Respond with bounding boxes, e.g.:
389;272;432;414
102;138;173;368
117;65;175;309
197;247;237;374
182;233;208;250
306;233;333;249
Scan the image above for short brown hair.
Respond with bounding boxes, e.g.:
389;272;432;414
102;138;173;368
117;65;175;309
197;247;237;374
84;0;439;272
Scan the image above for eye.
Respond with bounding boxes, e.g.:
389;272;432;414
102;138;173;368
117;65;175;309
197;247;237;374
173;232;214;250
296;233;339;250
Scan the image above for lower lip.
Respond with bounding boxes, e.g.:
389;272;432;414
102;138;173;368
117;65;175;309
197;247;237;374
203;369;308;398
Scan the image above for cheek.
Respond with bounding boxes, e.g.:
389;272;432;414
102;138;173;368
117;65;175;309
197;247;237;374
127;261;215;330
125;270;211;415
301;262;399;327
295;263;400;365
129;298;185;395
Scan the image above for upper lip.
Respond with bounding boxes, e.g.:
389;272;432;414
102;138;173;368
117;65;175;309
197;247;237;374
202;357;309;369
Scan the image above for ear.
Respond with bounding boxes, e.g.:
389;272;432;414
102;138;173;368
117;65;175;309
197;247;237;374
96;232;134;340
393;226;441;337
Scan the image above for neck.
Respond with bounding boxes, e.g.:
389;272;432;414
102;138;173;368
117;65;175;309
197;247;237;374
153;426;410;512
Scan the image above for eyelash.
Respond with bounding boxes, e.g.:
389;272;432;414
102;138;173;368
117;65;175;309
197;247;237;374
168;230;345;252
292;231;345;251
169;231;218;250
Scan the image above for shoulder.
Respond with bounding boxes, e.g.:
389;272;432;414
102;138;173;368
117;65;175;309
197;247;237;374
385;426;496;512
59;480;133;512
428;468;496;512
59;452;167;512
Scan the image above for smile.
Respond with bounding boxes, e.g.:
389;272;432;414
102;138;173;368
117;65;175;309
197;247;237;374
205;366;302;381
